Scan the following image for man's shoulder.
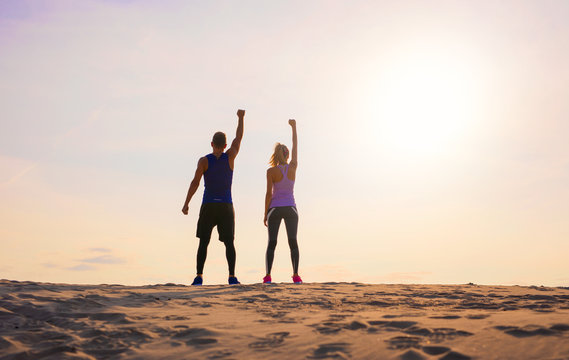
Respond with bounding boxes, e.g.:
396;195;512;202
198;156;209;169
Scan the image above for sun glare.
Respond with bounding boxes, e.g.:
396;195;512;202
370;51;479;157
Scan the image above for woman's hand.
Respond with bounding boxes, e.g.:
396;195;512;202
288;119;296;127
263;214;268;227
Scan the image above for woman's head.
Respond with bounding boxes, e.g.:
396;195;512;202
269;143;289;167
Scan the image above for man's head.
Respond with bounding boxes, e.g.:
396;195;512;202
211;131;227;150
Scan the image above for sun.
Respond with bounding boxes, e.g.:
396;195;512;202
369;51;479;157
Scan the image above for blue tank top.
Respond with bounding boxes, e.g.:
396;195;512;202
202;153;233;204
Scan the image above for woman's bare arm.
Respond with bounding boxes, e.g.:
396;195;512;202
289;119;297;168
263;169;273;226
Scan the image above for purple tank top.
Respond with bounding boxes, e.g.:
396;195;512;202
269;164;296;208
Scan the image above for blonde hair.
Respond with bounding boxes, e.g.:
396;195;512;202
269;143;289;167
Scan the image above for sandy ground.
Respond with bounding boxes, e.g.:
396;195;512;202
1;280;568;360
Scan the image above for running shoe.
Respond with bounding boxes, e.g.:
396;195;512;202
191;276;203;286
228;276;240;285
292;275;303;284
263;275;272;284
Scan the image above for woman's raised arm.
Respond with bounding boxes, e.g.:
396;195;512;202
289;119;297;168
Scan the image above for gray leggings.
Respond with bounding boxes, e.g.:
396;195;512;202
266;206;299;275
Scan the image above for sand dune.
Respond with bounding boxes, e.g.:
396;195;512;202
1;280;568;359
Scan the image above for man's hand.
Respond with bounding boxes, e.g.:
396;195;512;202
237;109;245;118
182;204;189;215
288;119;296;127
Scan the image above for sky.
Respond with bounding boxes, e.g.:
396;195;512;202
1;0;568;286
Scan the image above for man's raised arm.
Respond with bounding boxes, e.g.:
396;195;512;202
227;109;245;160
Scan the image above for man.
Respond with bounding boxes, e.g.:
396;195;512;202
182;109;245;285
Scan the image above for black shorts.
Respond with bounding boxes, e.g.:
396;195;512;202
196;203;235;242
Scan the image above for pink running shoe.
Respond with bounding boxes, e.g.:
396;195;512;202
263;275;272;284
292;275;302;284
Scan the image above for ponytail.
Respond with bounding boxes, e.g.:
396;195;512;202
269;143;289;167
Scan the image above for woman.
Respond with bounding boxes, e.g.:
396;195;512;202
263;119;302;284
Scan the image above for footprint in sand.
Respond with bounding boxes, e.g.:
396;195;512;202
422;327;473;342
366;320;417;333
313;322;343;334
207;349;234;359
170;327;219;347
329;314;351;319
368;321;473;342
404;327;433;337
172;327;217;339
311;319;367;334
80;327;152;350
386;335;422;350
308;342;350;359
421;345;450;355
163;315;189;320
366;300;391;307
384;321;418;329
344;321;367;330
494;324;569;337
248;331;290;349
239;294;275;304
397;347;469;360
186;338;218;346
88;312;132;324
429;315;461;319
465;314;489;320
260;310;295;323
387;327;473;358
